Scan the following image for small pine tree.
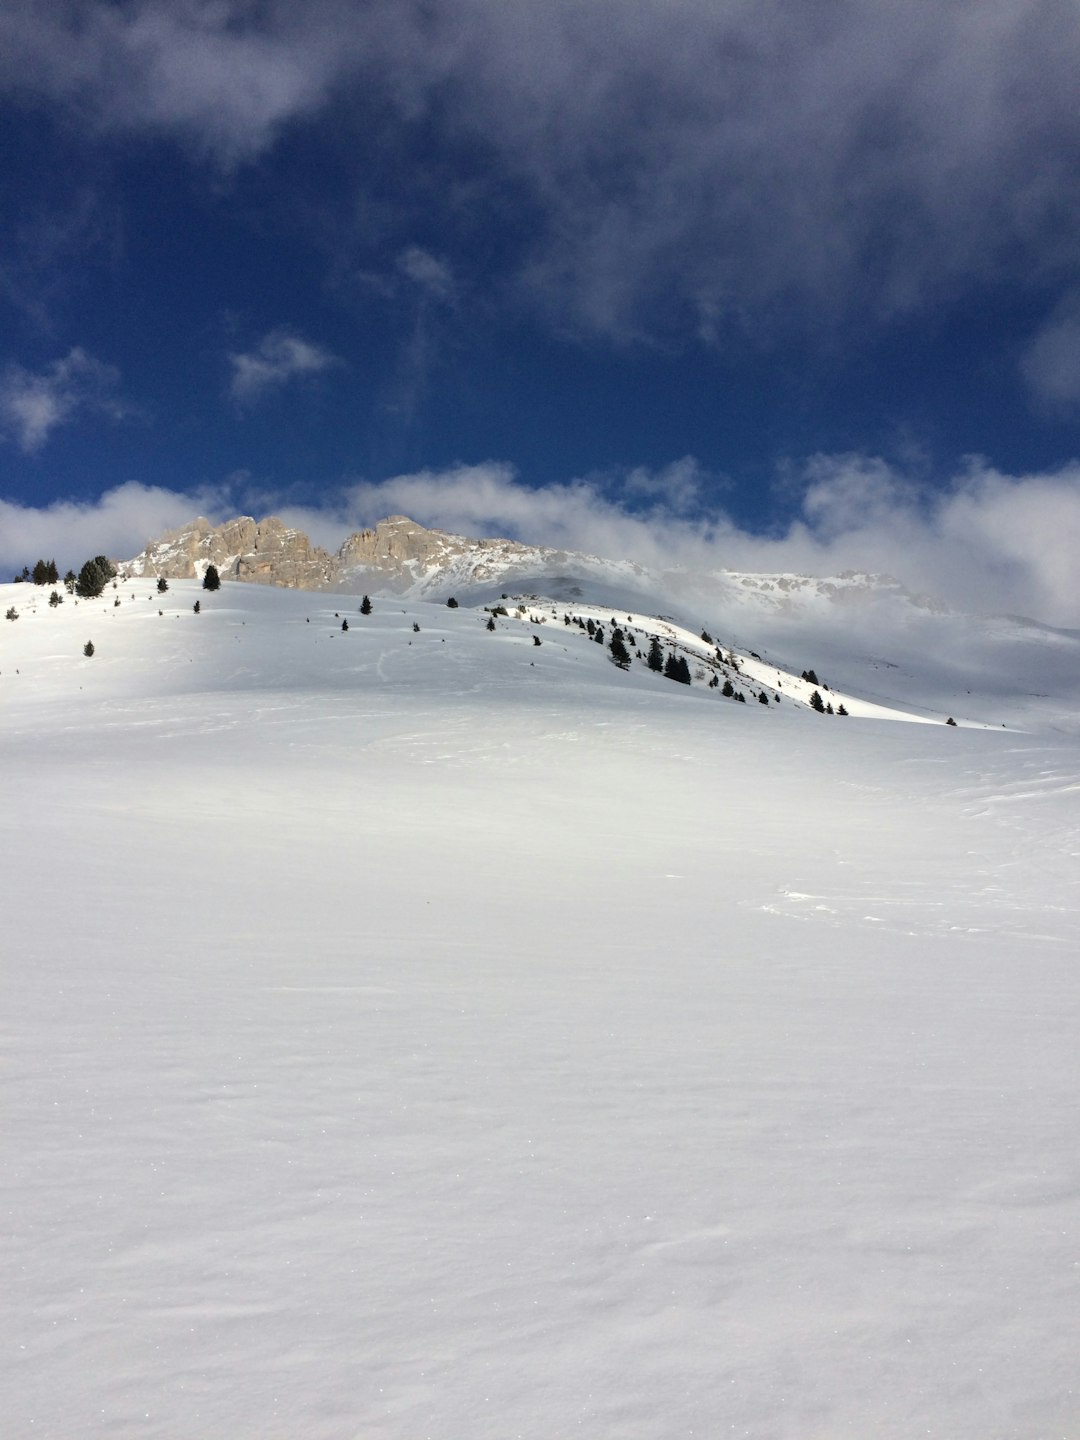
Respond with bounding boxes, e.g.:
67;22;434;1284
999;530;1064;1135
758;691;769;705
533;634;542;646
5;606;17;621
157;576;168;593
700;629;713;644
49;590;62;607
83;640;94;657
609;629;631;669
63;570;76;593
446;597;459;608
646;636;664;672
193;600;201;614
945;716;957;726
413;621;420;632
46;559;59;584
837;704;848;716
360;595;372;615
722;678;734;697
586;618;595;636
202;564;221;592
809;690;825;713
593;626;604;645
32;559;48;585
486;615;496;631
341;618;349;631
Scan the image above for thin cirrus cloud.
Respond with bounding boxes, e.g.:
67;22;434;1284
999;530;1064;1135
6;454;1077;629
227;330;341;407
5;1;1080;354
0;347;127;454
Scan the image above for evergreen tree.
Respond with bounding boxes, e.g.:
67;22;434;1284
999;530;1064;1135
609;628;631;669
413;622;420;632
193;600;201;613
48;590;62;607
342;618;349;631
157;576;169;593
722;679;734;697
359;595;372;615
674;656;691;684
533;634;542;646
758;691;769;704
46;559;59;584
32;559;48;585
809;690;826;713
945;716;957;726
586;618;595;636
63;570;76;593
446;596;459;608
75;557;108;598
5;606;17;621
202;564;221;591
646;636;664;672
837;704;848;716
486;616;496;631
83;640;94;657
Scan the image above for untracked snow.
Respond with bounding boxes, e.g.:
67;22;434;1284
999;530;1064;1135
2;579;1079;1438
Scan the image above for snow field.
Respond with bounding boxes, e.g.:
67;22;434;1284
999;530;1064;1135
2;579;1079;1438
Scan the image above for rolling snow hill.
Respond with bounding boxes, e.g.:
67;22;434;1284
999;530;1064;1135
3;574;1079;1439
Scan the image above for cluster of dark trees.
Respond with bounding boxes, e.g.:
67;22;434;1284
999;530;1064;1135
15;559;61;585
809;690;847;715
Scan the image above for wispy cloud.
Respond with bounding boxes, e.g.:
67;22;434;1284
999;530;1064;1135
0;347;127;453
1021;292;1080;413
7;2;1080;348
228;329;340;407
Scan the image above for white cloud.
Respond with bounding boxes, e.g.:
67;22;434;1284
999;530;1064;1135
0;480;231;574
228;330;340;407
3;454;1079;626
0;347;126;453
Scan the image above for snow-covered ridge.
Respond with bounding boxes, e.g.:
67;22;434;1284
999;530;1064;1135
116;512;1080;732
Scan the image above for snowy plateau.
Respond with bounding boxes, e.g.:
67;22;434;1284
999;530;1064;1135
2;547;1079;1440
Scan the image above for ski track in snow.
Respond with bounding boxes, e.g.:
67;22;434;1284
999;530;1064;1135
2;579;1079;1439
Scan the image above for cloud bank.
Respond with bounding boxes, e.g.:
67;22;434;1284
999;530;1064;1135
4;457;1078;628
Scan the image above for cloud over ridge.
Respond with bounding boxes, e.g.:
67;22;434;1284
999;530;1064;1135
3;455;1078;628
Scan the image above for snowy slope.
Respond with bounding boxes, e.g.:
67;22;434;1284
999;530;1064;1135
3;578;1079;1439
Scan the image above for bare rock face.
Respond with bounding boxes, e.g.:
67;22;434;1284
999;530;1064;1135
124;516;337;589
124;513;572;597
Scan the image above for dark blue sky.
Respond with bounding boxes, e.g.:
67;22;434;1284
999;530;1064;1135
2;1;1080;621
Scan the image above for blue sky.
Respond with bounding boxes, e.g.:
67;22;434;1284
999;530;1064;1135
2;0;1080;622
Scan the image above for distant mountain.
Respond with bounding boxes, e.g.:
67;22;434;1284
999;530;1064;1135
125;513;917;612
121;512;1080;732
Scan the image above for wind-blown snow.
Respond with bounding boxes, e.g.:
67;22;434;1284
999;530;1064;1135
2;579;1078;1438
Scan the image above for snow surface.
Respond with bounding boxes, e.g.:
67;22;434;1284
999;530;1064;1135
3;578;1079;1438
